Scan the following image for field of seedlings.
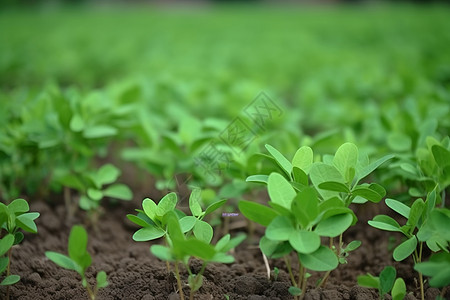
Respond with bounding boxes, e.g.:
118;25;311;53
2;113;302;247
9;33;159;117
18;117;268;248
1;2;450;300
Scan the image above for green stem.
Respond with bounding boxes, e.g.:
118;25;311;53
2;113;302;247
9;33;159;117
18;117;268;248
174;262;185;300
6;248;12;300
284;256;299;300
418;242;424;300
441;188;446;208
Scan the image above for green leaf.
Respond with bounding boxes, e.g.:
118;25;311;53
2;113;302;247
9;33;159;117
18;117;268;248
45;252;78;271
69;225;88;261
432;145;450;167
315;214;353;237
0;257;8;273
193;220;213;243
0;275;20;286
188;274;203;292
179;216;197;233
289;230;320;254
266;216;295;241
150;245;173;261
215;234;230;251
346;240;362;252
16;212;40;233
288;286;302;296
357;154;395;182
357;273;379;289
310;163;344;199
414;254;450;288
246;175;269;184
103;184;132;200
292;146;313;174
333;142;358;183
204;199;227;216
0;235;14;256
133;227;165;241
83;125;117;139
142;198;157;220
220;234;246;252
352;186;383;203
259;236;293;259
291;187;319;228
379;266;396;296
299;245;338;271
180;239;216;261
7;199;29;213
96;164;120;186
407;199;425;230
368;215;402;232
87;188;103;201
156;193;178;217
268;172;296;209
393;236;417;261
292;167;308;186
265;144;292;176
385;198;410;219
70;114;85;132
96;271;108;288
388;132;411;152
318;181;350;193
392;278;406;300
126;214;151;227
189;188;203;217
238;201;278;227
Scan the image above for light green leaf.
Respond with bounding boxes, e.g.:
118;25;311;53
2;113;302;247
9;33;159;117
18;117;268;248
259;236;293;259
45;252;78;271
193;220;213;243
432;145;450;167
0;235;14;256
156;193;177;217
393;236;417;261
7;199;29;213
204;199;227;216
133;227;165;241
189;188;203;217
246;175;269;184
142;198;157;220
292;146;313;174
368;215;402;232
87;188;103;201
357;273;379;289
315;214;353;237
70;114;85;132
150;245;173;261
103;184;132;200
268;172;296;209
357;154;395;182
266;216;295;241
238;201;278;227
310;163;344;199
68;225;88;261
333;143;358;183
0;275;20;286
96;271;108;288
83;125;117;139
95;164;120;186
385;198;410;219
291;187;319;228
392;278;406;300
318;181;350;193
16;212;40;233
265;144;292;176
299;245;338;271
289;230;320;254
179;216;197;233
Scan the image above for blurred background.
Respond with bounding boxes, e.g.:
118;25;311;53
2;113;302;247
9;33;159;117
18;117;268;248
1;0;449;204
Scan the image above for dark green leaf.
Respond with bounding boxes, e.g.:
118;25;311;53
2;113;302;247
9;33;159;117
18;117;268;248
299;245;338;271
265;144;292;176
393;236;417;261
239;201;278;227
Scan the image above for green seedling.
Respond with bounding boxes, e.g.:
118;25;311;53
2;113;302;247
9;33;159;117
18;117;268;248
45;225;108;300
127;189;226;245
59;163;132;223
150;211;245;300
0;198;39;299
357;266;406;300
242;143;389;298
368;187;447;300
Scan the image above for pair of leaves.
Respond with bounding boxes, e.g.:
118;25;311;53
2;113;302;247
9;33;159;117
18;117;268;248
0;198;40;235
357;266;406;300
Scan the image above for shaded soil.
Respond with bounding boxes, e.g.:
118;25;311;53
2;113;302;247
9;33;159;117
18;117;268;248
1;196;448;300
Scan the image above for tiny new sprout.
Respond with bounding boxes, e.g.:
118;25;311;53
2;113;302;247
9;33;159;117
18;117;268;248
357;266;406;300
0;198;39;299
45;225;108;300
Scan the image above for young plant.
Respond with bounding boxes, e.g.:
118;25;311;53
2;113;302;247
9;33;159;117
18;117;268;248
357;266;406;300
0;198;39;299
150;211;245;300
45;225;108;300
242;143;391;298
59;163;132;223
368;187;446;300
128;189;244;300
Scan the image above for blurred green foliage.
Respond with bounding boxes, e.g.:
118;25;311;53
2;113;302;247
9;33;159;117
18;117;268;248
0;4;449;203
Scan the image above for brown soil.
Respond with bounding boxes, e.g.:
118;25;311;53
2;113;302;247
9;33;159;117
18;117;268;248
1;197;448;300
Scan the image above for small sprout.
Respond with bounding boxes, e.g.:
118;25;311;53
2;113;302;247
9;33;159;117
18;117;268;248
46;225;108;300
272;267;279;281
0;198;39;299
357;266;406;300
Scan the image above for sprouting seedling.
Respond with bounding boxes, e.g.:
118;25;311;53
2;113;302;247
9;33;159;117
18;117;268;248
357;266;406;300
0;198;39;300
368;187;441;300
150;211;245;300
45;225;108;300
272;267;279;281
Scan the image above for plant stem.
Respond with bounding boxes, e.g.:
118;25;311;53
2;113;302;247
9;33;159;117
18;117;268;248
174;262;185;300
441;189;446;208
6;248;12;300
284;256;299;300
418;242;424;300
